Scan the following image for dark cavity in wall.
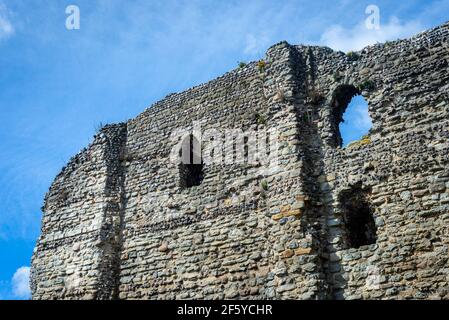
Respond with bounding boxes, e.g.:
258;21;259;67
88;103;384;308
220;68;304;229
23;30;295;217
179;134;204;188
339;184;377;248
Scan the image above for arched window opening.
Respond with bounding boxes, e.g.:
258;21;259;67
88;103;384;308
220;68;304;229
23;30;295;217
331;85;372;147
179;134;204;188
339;185;377;248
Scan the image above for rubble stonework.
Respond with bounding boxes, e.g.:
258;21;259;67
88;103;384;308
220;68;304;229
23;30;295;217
31;22;449;300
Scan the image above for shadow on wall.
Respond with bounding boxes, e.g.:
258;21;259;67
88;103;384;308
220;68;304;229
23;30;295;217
339;184;377;249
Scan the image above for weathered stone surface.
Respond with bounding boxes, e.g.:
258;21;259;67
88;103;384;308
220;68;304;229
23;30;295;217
295;248;312;256
31;22;449;300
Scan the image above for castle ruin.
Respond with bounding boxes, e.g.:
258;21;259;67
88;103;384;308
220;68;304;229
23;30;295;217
31;22;449;300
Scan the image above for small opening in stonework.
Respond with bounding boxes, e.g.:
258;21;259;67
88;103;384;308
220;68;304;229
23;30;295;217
340;95;372;146
244;136;249;159
331;85;372;147
266;135;270;157
179;134;204;188
339;185;377;248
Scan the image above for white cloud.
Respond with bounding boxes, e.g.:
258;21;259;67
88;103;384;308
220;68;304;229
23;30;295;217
320;16;424;52
244;34;258;55
243;33;271;56
354;102;372;129
12;266;31;299
0;3;14;40
340;96;372;146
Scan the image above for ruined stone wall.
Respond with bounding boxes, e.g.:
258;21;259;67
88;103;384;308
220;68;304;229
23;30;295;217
30;124;127;299
309;23;449;299
31;22;449;300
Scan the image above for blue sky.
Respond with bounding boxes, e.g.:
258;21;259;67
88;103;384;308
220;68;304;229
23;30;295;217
340;95;372;145
0;0;447;299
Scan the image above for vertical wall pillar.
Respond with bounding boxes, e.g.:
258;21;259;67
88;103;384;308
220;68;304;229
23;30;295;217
262;42;328;299
95;123;128;299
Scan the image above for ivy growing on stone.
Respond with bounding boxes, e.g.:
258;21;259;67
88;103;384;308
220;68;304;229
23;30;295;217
238;61;247;69
257;60;267;73
346;51;360;62
255;112;267;125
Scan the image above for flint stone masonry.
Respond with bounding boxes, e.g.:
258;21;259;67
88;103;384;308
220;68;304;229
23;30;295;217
31;22;449;300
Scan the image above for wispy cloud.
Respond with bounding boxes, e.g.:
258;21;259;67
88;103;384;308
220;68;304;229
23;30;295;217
243;33;271;56
320;16;424;52
353;102;373;129
340;96;372;145
344;96;372;130
0;2;14;40
12;266;30;299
